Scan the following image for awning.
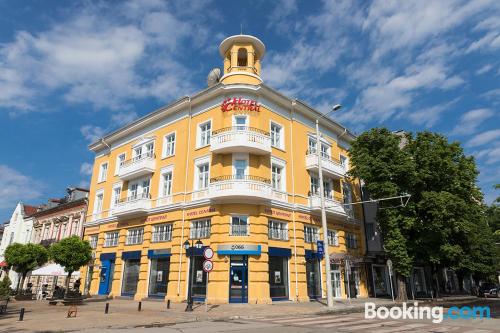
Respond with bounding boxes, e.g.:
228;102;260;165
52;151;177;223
0;261;8;267
31;263;81;277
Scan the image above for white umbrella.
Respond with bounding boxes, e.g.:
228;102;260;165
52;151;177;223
31;263;80;277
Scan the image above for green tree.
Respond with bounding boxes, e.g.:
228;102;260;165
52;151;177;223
4;243;49;292
0;276;12;299
49;236;92;296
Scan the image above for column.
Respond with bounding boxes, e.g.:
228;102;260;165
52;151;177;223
77;213;84;238
48;220;55;240
67;215;74;238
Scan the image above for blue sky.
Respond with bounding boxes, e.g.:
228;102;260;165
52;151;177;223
0;0;499;222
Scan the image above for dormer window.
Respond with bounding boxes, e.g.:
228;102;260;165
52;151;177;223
237;48;247;67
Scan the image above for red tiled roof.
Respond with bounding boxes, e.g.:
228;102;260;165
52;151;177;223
23;205;38;216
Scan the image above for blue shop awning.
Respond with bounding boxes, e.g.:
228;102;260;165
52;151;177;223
269;247;291;257
148;249;172;259
100;253;116;261
186;247;206;257
305;250;323;260
122;251;141;260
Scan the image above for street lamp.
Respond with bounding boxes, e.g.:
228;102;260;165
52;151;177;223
184;239;204;312
316;104;342;309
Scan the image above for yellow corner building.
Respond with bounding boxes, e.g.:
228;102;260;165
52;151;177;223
81;35;369;304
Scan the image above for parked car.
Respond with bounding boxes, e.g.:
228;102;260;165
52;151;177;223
478;283;499;297
484;285;499;298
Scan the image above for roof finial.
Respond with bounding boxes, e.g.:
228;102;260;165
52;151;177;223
240;23;243;35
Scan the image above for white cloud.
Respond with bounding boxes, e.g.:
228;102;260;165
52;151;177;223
0;165;43;209
450;108;495;135
80;162;93;176
80;125;106;143
409;99;458;128
466;129;500;147
476;64;494;75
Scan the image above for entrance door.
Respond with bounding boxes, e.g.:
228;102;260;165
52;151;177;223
229;256;248;303
234;160;247;180
98;260;114;295
306;259;321;299
331;267;342;298
149;257;170;297
235;115;247;130
121;259;140;296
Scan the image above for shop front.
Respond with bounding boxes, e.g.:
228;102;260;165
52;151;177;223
121;251;141;297
305;250;322;299
98;253;116;295
269;247;291;301
372;264;390;297
330;263;342;298
147;249;171;298
217;244;261;303
187;247;208;301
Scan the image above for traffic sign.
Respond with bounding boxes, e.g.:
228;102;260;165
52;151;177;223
386;259;393;276
203;247;214;260
202;260;213;273
317;240;324;256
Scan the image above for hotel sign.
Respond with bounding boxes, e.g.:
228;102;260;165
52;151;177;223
221;97;260;112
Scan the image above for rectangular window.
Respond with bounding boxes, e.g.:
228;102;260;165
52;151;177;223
95;192;104;213
271;164;283;191
308;137;317;154
190;219;211;239
126;228;144;245
321;144;329;158
197;163;209;189
270;122;282;149
111;185;121;207
230;216;249;236
199;121;211;147
323;180;332;199
104;231;119;247
98;163;108;182
310;176;319;195
152;224;173;242
89;235;98;249
343;182;354;218
268;220;288;240
161;172;173;197
142;179;150;198
163;133;176;158
346;233;358;249
327;230;339;246
366;223;375;239
304;225;319;243
129;183;138;200
340;155;348;169
116;154;126;174
146;142;154;157
234;115;247;130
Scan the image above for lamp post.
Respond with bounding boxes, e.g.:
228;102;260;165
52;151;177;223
183;239;204;312
316;104;342;309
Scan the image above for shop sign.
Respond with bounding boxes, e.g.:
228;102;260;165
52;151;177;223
186;206;216;218
146;214;168;223
217;244;261;255
221;97;260;112
263;208;291;219
317;240;324;256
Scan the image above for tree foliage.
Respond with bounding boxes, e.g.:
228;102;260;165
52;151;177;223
4;243;49;291
349;129;499;299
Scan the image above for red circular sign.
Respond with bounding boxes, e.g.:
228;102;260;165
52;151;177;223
203;260;213;273
203;247;214;259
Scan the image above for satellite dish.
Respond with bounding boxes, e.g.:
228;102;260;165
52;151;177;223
207;68;221;87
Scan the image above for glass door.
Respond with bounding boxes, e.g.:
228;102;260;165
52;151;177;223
229;256;248;303
234;159;247;180
235;116;247;130
149;257;170;297
121;259;140;296
306;259;321;299
330;264;342;298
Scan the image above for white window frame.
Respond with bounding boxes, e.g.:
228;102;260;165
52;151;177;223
115;153;126;175
162;131;176;158
132;138;155;161
340;154;349;169
98;162;108;183
111;183;122;208
151;224;173;242
159;166;174;198
304;225;319;243
194;156;210;190
271;157;286;192
232;114;248;130
128;177;151;200
94;189;104;214
197;120;212;148
89;234;98;249
232;153;249;178
307;135;331;157
268;219;288;240
327;229;339;246
104;231;119;247
126;227;144;245
270;121;284;150
230;215;249;236
190;219;211;239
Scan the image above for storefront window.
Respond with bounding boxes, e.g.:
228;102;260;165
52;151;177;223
373;265;389;296
330;263;342;298
269;256;288;299
190;256;207;299
306;259;321;298
149;257;170;297
122;259;140;296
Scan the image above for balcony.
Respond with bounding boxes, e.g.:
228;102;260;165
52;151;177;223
305;152;346;178
113;193;151;218
210;127;271;155
209;175;272;202
118;152;156;180
309;195;347;217
230;224;249;236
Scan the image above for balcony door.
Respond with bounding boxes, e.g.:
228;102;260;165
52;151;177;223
233;154;248;180
233;115;247;131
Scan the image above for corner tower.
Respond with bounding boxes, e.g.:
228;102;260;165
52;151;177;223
219;35;266;85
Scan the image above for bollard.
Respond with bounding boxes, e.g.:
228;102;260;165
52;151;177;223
138;301;142;312
105;302;109;314
19;308;25;321
167;300;170;309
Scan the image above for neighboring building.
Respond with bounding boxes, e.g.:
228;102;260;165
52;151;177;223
28;187;89;295
81;35;368;303
0;202;38;287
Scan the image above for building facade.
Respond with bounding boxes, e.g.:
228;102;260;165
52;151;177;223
28;187;89;295
81;35;368;303
0;202;37;287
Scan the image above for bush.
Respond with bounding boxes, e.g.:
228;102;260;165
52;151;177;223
0;276;12;299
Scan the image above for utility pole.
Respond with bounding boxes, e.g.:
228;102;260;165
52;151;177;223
316;119;334;308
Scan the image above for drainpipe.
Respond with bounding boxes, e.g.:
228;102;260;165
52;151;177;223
359;183;372;297
290;100;299;301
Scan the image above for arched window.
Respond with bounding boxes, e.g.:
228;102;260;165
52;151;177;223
237;48;248;67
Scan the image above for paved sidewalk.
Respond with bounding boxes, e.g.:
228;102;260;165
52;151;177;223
0;296;480;332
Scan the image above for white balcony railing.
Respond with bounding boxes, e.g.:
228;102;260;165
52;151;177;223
271;190;288;202
305;153;346;178
268;228;288;241
210;127;271;155
113;193;151;218
309;195;347;217
209;175;272;201
118;152;156;180
156;195;173;207
230;224;249;236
